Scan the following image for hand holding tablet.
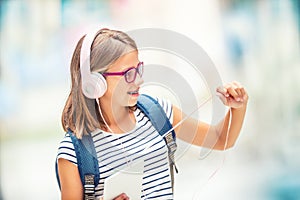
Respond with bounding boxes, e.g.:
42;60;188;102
103;162;144;200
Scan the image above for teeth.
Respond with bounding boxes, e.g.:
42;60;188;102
128;91;138;95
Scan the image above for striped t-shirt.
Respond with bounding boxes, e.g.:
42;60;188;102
57;97;174;200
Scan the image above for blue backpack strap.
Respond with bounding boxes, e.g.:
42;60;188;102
137;94;178;190
137;94;176;139
70;131;99;199
56;130;99;199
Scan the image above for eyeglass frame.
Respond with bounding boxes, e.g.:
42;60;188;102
102;61;144;83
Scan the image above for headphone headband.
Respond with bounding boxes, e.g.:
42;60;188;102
80;29;107;99
80;29;99;87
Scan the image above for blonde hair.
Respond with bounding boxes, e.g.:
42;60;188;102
61;28;137;138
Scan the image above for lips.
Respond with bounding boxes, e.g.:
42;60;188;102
127;89;139;95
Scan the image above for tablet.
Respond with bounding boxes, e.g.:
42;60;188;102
103;162;144;200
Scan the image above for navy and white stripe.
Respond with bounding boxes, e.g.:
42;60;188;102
57;97;174;200
57;135;77;165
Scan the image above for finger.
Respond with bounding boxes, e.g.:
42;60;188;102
226;86;240;101
227;96;235;103
238;87;245;101
123;193;129;200
233;82;248;101
232;81;244;101
235;87;243;97
216;86;229;97
237;88;245;102
240;87;248;101
216;92;228;105
113;193;129;200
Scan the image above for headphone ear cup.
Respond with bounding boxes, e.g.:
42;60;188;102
82;73;107;99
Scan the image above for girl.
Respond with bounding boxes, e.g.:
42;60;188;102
57;28;248;200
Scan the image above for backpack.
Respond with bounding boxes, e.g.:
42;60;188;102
55;94;178;199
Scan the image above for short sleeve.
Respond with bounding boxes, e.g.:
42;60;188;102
56;132;78;166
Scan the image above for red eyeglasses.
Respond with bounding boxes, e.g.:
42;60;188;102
102;62;144;83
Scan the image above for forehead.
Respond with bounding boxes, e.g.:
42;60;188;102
108;50;139;72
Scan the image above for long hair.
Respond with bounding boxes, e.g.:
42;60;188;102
61;28;137;138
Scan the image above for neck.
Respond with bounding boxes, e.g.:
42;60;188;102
98;97;135;133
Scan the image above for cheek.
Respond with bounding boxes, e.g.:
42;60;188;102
106;79;137;106
106;78;128;97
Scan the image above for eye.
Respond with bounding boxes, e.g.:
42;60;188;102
125;68;136;82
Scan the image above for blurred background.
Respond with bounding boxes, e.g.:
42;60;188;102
0;0;299;199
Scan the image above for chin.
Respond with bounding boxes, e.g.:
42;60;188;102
128;100;138;107
126;96;138;107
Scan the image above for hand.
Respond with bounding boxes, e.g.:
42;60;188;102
216;81;248;109
113;193;130;200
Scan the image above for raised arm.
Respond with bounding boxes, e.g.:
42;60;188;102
173;81;248;150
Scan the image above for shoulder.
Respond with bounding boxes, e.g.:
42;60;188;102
57;132;77;166
156;96;172;109
138;94;173;124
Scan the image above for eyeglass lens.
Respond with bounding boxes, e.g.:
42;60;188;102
125;62;144;83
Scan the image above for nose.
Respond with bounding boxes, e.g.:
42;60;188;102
134;73;144;86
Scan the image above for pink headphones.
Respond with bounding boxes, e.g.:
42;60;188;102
80;29;107;99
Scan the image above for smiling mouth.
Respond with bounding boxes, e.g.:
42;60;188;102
127;90;139;95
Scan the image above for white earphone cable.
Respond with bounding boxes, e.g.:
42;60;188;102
96;98;114;133
192;105;232;199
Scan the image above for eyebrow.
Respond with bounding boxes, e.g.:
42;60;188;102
106;61;141;73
